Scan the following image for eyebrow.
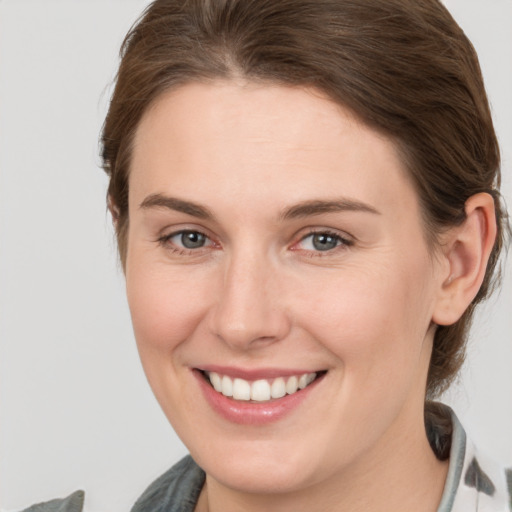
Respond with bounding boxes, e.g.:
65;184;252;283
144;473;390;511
139;194;380;221
139;194;215;220
280;199;380;220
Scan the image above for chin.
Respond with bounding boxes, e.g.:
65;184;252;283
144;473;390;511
202;453;317;494
188;433;333;495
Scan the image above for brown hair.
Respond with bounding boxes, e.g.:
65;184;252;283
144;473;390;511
101;0;508;401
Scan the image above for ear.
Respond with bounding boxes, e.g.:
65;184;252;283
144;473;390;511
108;195;120;226
432;193;497;326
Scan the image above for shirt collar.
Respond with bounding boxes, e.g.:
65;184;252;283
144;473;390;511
436;404;511;512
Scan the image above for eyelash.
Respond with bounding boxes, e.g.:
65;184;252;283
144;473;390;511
293;229;354;256
156;228;354;257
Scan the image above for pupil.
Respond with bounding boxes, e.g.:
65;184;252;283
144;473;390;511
181;231;205;249
312;233;337;251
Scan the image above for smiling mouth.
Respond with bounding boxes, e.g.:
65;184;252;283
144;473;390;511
200;370;326;402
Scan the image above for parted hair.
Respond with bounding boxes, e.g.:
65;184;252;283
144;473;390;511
101;0;508;407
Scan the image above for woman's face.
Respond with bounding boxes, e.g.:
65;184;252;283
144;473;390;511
126;82;446;493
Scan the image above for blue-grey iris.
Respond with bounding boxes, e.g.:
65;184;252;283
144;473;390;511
312;233;338;251
181;231;206;249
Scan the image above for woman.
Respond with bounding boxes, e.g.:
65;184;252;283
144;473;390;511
21;0;510;511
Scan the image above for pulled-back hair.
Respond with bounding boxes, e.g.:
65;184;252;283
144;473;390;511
101;0;508;400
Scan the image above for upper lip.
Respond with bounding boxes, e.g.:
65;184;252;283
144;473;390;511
196;365;325;380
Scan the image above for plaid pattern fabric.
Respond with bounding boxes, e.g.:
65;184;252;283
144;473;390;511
439;406;512;512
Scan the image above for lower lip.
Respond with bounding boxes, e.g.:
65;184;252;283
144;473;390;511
194;370;325;425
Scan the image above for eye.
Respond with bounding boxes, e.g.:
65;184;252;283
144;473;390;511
159;230;214;251
295;230;353;253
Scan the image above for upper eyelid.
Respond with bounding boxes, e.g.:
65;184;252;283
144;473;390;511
301;229;351;240
156;228;208;247
158;226;213;241
295;227;354;243
163;229;210;240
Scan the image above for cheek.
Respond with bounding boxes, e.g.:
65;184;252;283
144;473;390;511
290;261;435;449
293;257;434;382
125;256;219;418
125;254;213;356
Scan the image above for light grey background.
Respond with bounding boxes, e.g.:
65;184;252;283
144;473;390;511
0;1;510;511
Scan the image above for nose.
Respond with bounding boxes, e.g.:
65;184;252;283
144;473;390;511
208;250;291;351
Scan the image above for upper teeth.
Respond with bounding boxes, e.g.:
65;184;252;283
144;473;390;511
206;372;317;402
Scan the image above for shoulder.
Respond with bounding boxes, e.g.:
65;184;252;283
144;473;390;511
435;403;512;512
17;456;203;512
457;439;512;512
19;490;85;512
130;455;205;512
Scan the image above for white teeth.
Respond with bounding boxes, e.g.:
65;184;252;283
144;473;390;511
271;377;286;398
300;373;316;389
210;372;222;392
221;375;233;397
286;375;299;394
207;372;318;402
251;379;271;401
298;374;309;389
233;378;251;400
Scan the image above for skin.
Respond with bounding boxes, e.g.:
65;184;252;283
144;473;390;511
124;81;496;512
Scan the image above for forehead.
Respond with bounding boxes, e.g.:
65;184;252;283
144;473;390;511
129;81;418;221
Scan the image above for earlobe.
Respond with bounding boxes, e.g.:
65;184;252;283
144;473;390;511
432;193;497;326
